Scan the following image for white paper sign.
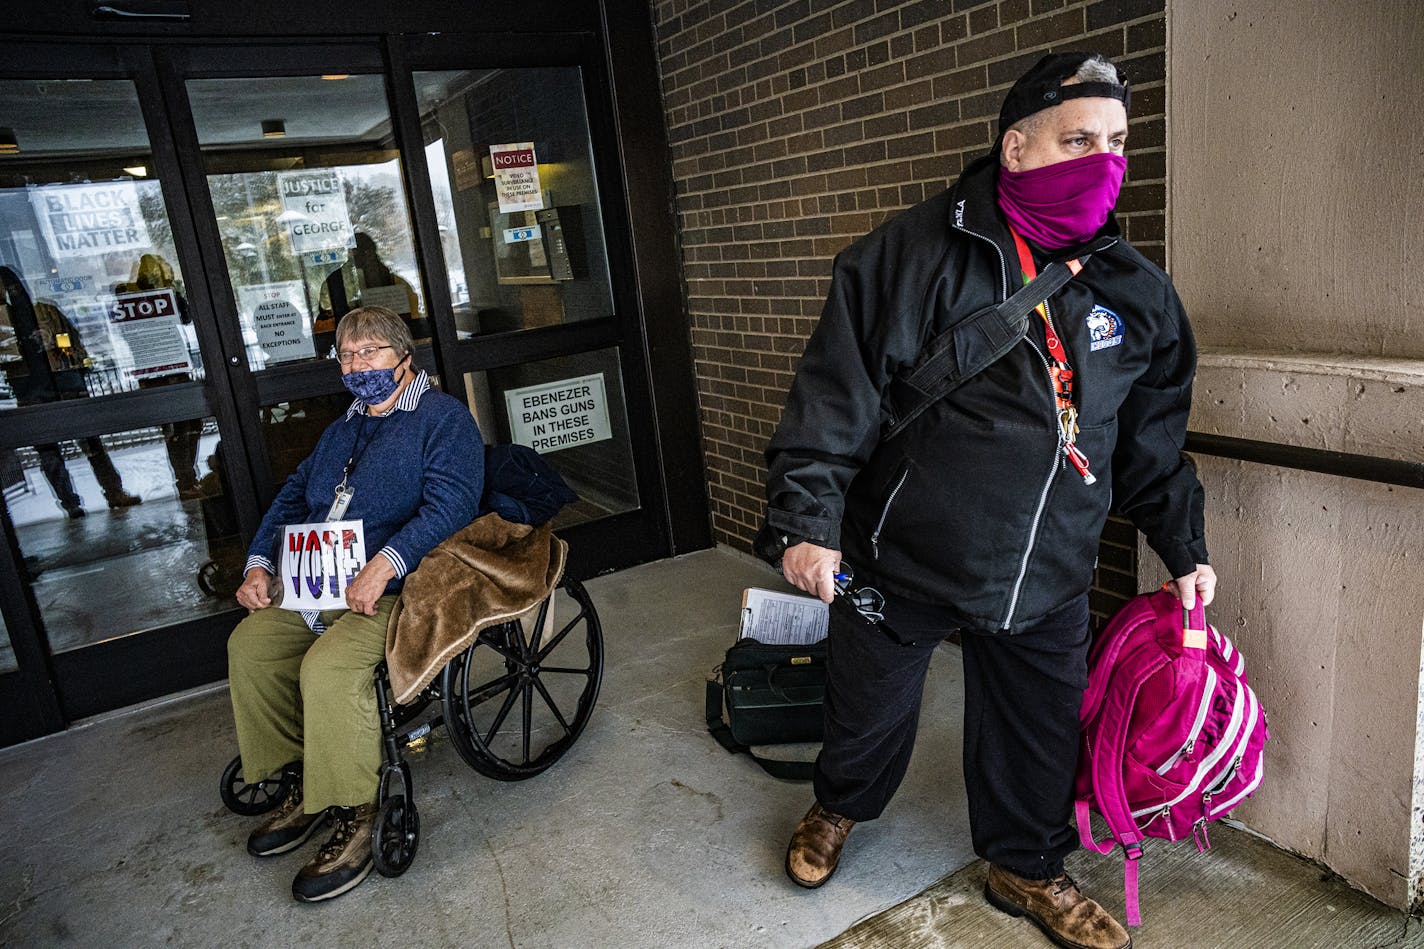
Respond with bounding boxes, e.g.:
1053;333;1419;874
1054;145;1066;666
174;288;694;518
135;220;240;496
504;373;612;454
28;181;152;260
489;142;544;213
276;170;353;253
108;288;192;379
279;520;367;612
237;281;315;365
359;283;411;315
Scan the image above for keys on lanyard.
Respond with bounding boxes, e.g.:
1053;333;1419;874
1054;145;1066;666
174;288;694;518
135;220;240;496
1011;228;1096;486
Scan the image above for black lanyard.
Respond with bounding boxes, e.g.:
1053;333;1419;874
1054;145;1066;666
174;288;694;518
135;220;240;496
338;414;377;491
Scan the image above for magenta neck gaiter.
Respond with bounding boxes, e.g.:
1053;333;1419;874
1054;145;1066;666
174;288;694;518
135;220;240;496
996;151;1127;249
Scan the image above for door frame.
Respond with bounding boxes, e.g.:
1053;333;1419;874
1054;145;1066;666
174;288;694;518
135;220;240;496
0;2;710;743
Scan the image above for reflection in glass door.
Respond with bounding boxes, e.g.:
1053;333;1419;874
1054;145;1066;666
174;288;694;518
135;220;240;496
0;77;246;662
187;74;431;374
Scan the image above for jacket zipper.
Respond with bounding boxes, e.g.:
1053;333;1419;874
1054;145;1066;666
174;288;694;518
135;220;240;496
1000;333;1062;630
952;219;1116;630
871;464;911;560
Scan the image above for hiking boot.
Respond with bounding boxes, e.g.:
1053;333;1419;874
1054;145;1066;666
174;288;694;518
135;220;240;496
785;802;856;888
105;489;142;509
984;864;1131;949
291;802;376;903
247;780;326;857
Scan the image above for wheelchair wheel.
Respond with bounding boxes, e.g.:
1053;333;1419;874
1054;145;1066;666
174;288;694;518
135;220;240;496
219;755;293;816
442;577;604;781
372;796;420;877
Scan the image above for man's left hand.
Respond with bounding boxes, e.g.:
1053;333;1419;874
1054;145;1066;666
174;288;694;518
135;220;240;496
1168;563;1217;610
346;556;396;615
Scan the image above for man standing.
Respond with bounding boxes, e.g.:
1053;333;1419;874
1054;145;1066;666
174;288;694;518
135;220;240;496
759;53;1215;949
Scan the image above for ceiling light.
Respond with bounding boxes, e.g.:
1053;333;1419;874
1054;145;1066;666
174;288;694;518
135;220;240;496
321;74;350;81
123;164;148;178
0;127;18;155
261;119;286;138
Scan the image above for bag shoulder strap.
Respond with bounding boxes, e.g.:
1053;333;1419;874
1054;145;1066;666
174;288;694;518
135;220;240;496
884;256;1086;441
704;678;814;781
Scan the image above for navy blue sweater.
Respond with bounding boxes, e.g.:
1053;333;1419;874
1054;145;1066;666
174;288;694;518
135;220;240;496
246;372;485;596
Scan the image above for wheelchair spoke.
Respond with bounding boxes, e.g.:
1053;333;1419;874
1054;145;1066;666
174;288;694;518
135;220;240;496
535;609;588;663
538;665;593;676
531;677;573;736
522;679;533;764
528;596;551;655
477;626;523;663
464;671;521;706
483;682;522;747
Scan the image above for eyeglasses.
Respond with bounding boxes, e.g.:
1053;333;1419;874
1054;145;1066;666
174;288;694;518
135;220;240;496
333;344;394;366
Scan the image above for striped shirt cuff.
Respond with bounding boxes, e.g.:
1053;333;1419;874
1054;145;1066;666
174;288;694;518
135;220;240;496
378;546;408;579
245;554;275;576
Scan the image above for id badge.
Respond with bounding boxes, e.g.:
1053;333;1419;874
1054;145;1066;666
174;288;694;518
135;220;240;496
327;485;354;522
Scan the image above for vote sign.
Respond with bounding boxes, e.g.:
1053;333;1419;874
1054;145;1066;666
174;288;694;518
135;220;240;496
279;520;367;612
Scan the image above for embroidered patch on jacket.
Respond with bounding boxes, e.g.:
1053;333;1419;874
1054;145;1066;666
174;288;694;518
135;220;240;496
1086;305;1124;352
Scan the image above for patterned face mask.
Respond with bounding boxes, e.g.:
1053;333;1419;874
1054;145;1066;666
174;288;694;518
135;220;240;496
341;358;408;405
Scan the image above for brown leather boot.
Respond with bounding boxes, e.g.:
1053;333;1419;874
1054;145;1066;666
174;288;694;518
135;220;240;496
291;802;376;903
785;802;856;888
984;864;1131;949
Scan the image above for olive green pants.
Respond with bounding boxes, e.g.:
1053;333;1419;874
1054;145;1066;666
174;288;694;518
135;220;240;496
227;597;398;814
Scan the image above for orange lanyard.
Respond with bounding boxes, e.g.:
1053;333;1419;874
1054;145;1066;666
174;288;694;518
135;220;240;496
1009;227;1096;485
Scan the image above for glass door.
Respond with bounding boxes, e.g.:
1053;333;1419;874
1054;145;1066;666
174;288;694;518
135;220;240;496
391;34;670;574
0;45;251;739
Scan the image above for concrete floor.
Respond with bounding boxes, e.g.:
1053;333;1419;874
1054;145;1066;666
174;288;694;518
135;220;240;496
0;547;1414;948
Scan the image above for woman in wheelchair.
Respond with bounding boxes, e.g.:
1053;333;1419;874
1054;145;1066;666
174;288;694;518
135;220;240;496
229;305;484;903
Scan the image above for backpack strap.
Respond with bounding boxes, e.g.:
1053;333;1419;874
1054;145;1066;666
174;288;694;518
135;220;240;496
883;256;1086;441
704;679;815;781
1085;653;1166;927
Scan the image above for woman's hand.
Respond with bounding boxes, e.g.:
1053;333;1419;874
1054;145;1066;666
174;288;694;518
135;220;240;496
346;556;396;616
236;567;273;611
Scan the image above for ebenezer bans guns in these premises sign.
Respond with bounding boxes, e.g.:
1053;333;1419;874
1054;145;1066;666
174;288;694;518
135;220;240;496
504;373;612;454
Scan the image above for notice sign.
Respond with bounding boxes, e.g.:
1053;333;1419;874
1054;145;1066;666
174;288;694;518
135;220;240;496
108;288;192;379
279;520;367;612
237;281;315;365
29;181;152;260
276;170;353;253
504;373;612;454
489;142;544;213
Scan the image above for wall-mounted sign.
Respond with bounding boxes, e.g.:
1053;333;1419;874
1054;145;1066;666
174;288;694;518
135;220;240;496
279;520;367;612
237;281;315;365
29;181;152;259
451;148;482;192
276;170;353;253
108;287;191;379
489;142;544;213
503;225;542;244
504;373;612;454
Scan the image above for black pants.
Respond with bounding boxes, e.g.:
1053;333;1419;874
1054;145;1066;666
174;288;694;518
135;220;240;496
813;593;1090;880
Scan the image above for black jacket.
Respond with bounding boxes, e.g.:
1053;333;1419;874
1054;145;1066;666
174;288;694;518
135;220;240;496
762;155;1207;632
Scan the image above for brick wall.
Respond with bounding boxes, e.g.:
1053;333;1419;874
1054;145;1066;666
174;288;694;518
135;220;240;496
653;0;1167;626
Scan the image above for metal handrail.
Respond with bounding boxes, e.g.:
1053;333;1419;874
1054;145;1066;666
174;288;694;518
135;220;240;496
1185;432;1424;490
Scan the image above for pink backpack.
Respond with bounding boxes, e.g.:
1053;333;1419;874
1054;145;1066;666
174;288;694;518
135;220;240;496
1074;590;1268;926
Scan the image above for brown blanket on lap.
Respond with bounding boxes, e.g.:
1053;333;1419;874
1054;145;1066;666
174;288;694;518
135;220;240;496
386;513;567;705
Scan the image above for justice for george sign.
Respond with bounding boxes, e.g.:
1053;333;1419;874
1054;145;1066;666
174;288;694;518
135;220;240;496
504;373;612;454
278;520;367;612
275;170;353;254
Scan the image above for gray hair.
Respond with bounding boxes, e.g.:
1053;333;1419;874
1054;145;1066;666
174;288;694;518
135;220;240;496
1009;55;1123;140
334;306;415;361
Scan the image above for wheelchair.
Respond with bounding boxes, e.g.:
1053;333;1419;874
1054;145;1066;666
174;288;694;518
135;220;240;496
219;574;603;877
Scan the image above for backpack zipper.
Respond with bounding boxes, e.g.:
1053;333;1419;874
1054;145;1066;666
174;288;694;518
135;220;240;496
1155;666;1217;775
870;463;911;560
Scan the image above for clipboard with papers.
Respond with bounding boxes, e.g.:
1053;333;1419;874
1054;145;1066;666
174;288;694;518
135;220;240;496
738;587;829;646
